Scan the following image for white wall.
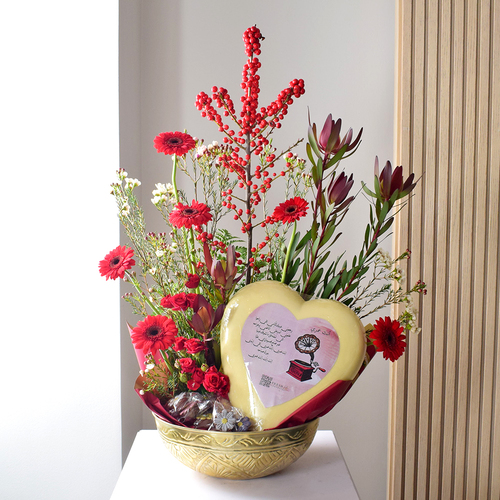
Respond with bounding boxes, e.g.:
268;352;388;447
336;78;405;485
0;2;122;499
120;1;394;499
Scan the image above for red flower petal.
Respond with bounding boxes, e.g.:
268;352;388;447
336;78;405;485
98;245;135;280
369;316;406;362
272;197;308;224
130;315;178;355
169;200;212;229
153;131;196;156
185;273;201;289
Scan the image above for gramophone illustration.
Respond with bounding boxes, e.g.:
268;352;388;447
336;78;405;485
286;334;326;382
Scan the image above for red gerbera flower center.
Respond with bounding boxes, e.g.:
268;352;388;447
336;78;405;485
110;256;122;267
146;326;161;337
165;137;182;146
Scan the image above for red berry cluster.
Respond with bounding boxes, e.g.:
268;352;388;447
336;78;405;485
194;26;305;275
243;25;262;56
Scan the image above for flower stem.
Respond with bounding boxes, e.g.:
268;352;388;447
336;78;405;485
126;271;162;315
171;153;196;275
171;154;180;203
188;228;197;274
281;222;296;283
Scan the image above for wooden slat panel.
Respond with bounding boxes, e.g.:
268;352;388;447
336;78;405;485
488;3;500;498
388;1;411;495
428;1;451;497
390;0;500;498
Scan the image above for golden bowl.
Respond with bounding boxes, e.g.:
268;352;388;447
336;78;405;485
153;414;319;480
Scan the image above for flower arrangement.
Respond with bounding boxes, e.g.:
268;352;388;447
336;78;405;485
100;26;426;432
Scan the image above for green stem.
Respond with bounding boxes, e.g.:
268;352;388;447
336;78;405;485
171;154;180;203
172;153;196;275
188;228;197;274
281;222;296;283
126;271;163;315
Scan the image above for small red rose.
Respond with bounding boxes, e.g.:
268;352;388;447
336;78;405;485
191;368;205;384
186;379;201;391
172;336;187;352
203;366;230;397
184;338;206;354
161;293;198;311
185;273;201;289
178;358;197;374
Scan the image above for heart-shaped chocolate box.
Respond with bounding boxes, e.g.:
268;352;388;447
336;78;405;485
220;281;366;429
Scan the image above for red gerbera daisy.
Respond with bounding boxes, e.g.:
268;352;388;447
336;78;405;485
272;197;309;224
169;200;212;229
153;131;196;156
130;315;178;355
99;245;135;280
369;316;406;362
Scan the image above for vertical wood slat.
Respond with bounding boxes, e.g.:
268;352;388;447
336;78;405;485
488;4;500;498
390;1;500;499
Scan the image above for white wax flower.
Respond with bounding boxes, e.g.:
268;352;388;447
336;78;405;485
125;178;141;189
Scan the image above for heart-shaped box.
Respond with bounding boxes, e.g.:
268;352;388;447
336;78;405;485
220;281;366;429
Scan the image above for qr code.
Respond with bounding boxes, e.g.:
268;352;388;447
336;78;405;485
259;374;273;388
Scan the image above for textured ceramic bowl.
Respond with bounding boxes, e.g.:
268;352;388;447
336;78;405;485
154;414;319;480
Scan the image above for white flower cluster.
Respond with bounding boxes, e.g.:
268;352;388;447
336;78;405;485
376;248;393;268
120;203;131;216
401;295;421;335
116;168;128;181
125;178;141;190
195;141;219;158
151;183;175;205
389;267;405;283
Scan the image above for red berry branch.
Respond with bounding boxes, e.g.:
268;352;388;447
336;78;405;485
195;26;305;284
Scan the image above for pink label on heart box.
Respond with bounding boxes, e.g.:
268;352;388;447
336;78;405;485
241;303;340;408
